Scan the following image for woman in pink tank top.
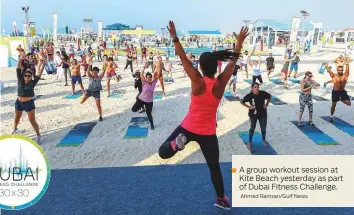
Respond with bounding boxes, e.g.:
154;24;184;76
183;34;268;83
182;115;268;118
158;21;249;211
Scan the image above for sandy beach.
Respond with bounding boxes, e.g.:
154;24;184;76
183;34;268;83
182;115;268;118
1;52;354;170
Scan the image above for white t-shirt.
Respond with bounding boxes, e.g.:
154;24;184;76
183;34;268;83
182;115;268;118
242;54;248;64
252;63;261;76
54;55;62;66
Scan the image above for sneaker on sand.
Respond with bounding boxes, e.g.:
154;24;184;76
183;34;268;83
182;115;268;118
12;128;19;134
214;196;231;210
35;136;41;144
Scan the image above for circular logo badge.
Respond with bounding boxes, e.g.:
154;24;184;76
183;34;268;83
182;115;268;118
0;135;51;210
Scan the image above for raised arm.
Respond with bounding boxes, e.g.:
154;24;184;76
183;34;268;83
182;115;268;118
344;64;350;77
36;60;46;78
250;46;256;56
167;21;201;82
310;79;320;87
140;62;149;82
217;27;249;88
87;63;93;79
324;62;335;78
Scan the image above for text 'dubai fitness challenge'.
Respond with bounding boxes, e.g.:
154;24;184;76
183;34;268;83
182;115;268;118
232;155;354;207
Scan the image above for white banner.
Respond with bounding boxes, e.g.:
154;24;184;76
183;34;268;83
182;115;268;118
290;17;301;42
98;21;102;39
52;13;57;42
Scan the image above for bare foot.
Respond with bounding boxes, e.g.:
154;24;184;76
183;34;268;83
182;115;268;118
263;141;268;147
247;142;252;150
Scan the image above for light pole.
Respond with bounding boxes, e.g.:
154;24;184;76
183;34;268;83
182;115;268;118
22;6;30;50
161;28;165;37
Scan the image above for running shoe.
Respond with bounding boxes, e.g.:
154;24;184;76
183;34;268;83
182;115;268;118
214;196;231;210
170;133;187;151
99;116;103;122
35;136;41;144
12;128;19;134
151;125;155;130
309;121;314;126
297;123;303;127
323;82;327;88
330;117;334;123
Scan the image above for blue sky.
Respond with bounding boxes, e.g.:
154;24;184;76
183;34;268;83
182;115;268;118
1;0;354;34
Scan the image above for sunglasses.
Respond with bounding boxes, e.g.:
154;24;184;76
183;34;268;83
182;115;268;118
338;70;343;72
24;74;32;78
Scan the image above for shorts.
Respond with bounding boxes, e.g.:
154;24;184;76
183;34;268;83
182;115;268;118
133;57;137;60
332;90;349;102
85;90;100;99
267;65;274;70
290;64;298;71
232;75;237;84
106;72;116;79
71;75;82;84
142;53;146;58
281;69;288;74
15;99;35;112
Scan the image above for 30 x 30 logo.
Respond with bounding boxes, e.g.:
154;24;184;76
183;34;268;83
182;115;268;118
0;135;51;210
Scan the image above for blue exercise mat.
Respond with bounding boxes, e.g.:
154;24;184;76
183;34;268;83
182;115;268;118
321;116;354;137
244;79;253;85
45;61;57;74
154;91;163;100
57;122;97;147
124;117;150;139
224;91;240;101
288;78;300;84
271;95;287;105
64;91;82;99
164;77;174;82
269;78;284;85
291;121;338;145
238;131;278;155
110;93;121;98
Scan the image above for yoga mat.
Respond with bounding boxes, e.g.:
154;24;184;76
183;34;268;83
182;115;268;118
154;91;163;100
238;131;278;155
321;116;354;137
297;91;329;101
244;79;253;85
224;91;240;101
288;78;300;84
164;77;174;82
64;91;82;99
124;117;149;139
270;96;287;105
269;78;284;85
57;122;97;147
348;95;354;100
291;121;339;145
110;93;121;98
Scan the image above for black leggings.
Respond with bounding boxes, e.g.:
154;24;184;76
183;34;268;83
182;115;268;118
132;98;153;126
125;60;133;73
252;75;263;84
159;126;224;198
249;116;267;143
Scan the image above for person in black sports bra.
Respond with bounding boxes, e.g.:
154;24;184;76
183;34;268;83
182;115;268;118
124;52;134;74
12;56;46;143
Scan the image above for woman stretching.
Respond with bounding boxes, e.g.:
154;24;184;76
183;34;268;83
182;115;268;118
131;63;158;130
106;57;120;97
80;63;105;122
153;56;166;95
158;21;248;210
298;71;320;127
13;57;45;143
124;52;134;74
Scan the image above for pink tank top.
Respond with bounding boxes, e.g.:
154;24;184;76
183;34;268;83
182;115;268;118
180;77;220;135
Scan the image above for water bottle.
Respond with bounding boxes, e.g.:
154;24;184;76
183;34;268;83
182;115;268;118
252;99;257;115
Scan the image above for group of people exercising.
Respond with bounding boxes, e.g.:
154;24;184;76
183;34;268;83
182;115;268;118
11;20;353;211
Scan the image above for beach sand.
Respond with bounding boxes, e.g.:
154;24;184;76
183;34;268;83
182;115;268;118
1;52;354;170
